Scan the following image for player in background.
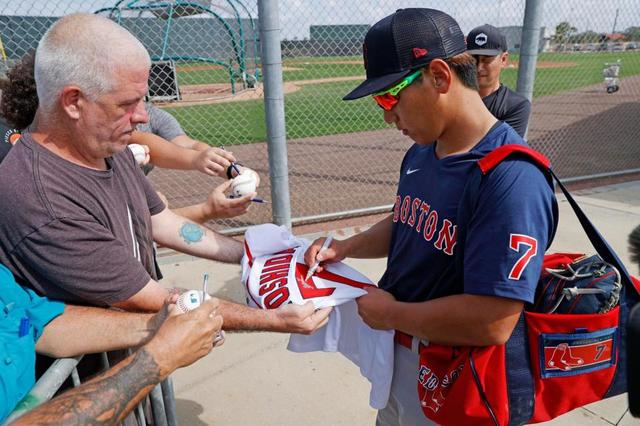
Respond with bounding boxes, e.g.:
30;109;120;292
305;8;556;425
467;24;532;138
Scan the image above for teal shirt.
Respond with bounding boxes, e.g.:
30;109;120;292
0;265;65;422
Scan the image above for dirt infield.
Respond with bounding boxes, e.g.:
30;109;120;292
285;60;577;69
164;81;302;106
286;60;363;65
149;75;640;232
179;60;575;72
163;75;364;107
510;61;578;69
167;60;576;107
178;63;302;72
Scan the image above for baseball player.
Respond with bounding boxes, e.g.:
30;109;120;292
467;24;532;138
305;9;557;425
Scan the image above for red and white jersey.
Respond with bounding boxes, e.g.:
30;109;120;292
288;300;394;409
242;224;394;409
242;224;375;309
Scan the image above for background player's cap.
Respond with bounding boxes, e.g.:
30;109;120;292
466;24;508;56
343;8;467;101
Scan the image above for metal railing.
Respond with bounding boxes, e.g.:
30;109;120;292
6;353;177;426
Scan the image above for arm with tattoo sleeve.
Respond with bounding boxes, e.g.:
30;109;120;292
11;299;223;426
11;348;162;426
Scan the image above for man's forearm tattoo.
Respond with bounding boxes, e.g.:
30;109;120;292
179;222;204;245
14;348;162;426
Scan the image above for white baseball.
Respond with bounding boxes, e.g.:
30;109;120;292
176;290;203;313
230;170;259;198
176;290;213;313
176;290;224;343
128;144;147;165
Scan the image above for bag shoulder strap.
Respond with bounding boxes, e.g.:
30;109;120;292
470;144;638;294
477;144;550;174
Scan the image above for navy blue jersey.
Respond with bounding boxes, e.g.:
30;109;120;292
379;122;556;303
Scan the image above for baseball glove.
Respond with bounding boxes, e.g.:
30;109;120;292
532;254;621;314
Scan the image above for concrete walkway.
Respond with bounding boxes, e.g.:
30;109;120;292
159;180;640;425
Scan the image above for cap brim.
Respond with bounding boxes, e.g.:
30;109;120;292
343;69;412;100
467;48;503;56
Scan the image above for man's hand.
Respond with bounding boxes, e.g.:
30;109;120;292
274;302;332;335
14;297;222;426
146;293;179;338
144;297;224;379
192;147;236;177
303;237;346;275
202;180;255;219
356;287;397;330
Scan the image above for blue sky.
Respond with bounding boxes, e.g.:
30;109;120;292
0;0;637;39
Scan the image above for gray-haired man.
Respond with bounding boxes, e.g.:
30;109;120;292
0;13;329;333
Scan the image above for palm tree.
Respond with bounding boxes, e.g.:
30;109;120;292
554;21;578;51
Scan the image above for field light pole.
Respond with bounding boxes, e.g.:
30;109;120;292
516;0;544;138
259;0;292;228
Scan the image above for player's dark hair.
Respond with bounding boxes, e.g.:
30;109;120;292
445;52;479;91
0;50;38;129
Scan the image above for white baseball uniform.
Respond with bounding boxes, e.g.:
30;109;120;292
241;224;394;408
242;224;374;309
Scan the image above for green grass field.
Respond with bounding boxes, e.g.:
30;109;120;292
166;51;640;146
177;61;363;85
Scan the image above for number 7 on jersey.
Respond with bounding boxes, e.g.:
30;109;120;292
508;234;538;280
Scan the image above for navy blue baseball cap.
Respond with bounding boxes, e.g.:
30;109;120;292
343;8;467;101
466;24;508;56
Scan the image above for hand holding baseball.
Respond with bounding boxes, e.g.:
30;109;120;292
144;297;224;379
230;168;260;199
203;180;254;219
128;143;150;166
193;147;236;178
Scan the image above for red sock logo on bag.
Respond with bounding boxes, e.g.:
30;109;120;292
418;361;464;413
547;343;584;371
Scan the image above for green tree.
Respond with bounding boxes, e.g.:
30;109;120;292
554;21;578;44
569;30;600;43
624;26;640;41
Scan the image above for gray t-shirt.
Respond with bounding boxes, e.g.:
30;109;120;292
137;103;185;141
482;84;531;138
0;134;165;306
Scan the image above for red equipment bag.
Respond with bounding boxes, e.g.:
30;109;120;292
416;145;640;425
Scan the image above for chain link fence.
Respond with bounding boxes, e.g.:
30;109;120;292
1;1;639;233
524;1;640;182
